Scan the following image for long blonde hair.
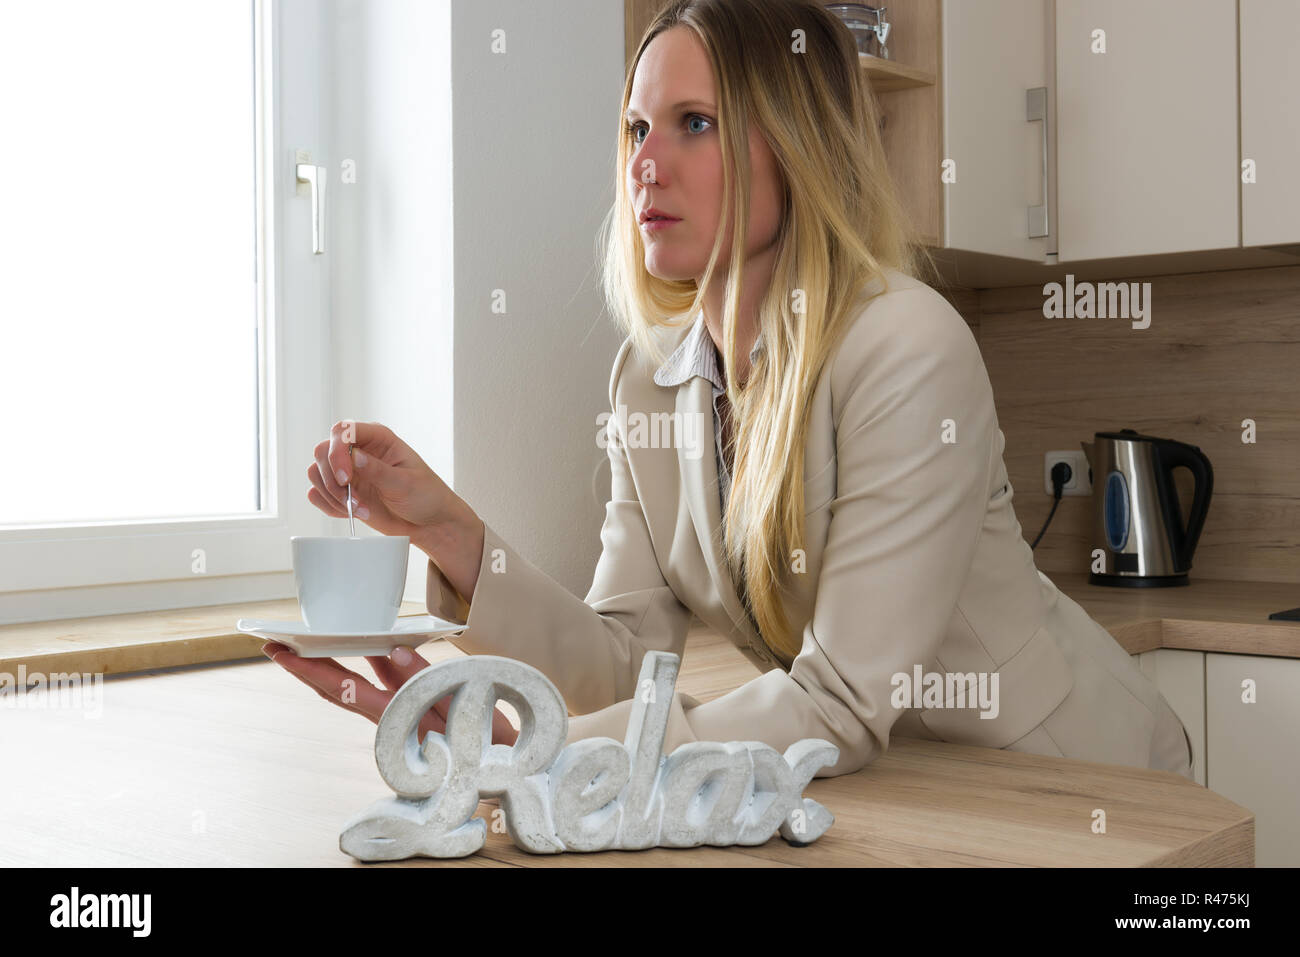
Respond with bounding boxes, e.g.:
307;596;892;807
600;0;934;661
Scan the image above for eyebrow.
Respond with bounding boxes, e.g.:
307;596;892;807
624;100;717;120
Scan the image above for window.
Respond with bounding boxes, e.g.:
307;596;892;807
0;0;323;626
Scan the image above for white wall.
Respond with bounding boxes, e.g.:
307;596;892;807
327;0;455;601
327;0;627;600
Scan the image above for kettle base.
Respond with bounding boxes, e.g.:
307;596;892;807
1089;572;1189;588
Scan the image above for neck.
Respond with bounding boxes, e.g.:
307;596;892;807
699;241;778;389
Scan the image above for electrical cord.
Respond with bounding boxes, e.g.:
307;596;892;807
1030;462;1073;550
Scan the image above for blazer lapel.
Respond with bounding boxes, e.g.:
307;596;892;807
674;377;760;644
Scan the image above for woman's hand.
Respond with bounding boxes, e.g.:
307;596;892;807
262;642;520;746
307;420;468;542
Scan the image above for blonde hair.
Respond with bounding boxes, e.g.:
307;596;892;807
600;0;935;661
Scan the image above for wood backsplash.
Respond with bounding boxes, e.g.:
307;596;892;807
946;264;1300;585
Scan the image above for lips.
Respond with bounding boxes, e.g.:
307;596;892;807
639;207;681;225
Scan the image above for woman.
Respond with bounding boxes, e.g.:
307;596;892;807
266;0;1194;781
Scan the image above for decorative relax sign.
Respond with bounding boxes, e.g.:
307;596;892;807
339;650;839;860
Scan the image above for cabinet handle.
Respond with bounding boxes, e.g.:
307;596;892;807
1026;86;1049;239
295;162;326;255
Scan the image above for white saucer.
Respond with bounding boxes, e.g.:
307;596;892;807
237;614;465;658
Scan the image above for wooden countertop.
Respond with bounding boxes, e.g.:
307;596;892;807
1049;572;1300;659
3;574;1296;682
0;625;1253;867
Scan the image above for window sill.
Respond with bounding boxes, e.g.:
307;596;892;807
0;598;431;678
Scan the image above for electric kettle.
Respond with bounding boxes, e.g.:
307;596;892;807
1080;429;1213;587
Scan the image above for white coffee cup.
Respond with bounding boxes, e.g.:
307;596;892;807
291;536;410;633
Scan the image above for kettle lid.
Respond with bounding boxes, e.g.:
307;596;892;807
1095;428;1161;443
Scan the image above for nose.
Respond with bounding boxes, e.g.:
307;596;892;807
628;130;665;194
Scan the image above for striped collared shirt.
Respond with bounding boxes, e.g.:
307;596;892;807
652;313;764;517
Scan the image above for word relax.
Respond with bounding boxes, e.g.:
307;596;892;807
339;651;839;860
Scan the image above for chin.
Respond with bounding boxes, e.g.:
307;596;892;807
643;252;702;283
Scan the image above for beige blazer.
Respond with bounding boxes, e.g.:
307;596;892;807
428;269;1193;779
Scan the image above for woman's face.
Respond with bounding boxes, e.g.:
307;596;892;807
625;26;784;285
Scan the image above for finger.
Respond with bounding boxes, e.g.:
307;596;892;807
492;708;519;745
307;465;349;515
328;419;376;488
264;646;403;728
348;442;401;501
274;655;376;714
387;645;431;681
417;710;446;741
314;440;350;505
365;650;452;722
269;651;391;718
362;645;428;692
332;421;409;488
364;654;408;692
307;486;349;519
310;683;389;726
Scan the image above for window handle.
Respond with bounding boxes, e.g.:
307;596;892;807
295;161;326;255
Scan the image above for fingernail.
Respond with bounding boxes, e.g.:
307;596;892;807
335;468;349;485
354;449;367;467
391;646;412;666
356;505;370;519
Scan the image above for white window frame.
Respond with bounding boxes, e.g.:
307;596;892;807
0;0;332;626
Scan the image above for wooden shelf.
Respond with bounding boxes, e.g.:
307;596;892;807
859;53;936;93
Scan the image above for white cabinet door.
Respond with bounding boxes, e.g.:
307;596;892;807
1240;0;1300;246
1055;0;1238;260
1205;652;1300;867
942;0;1053;260
1136;649;1206;786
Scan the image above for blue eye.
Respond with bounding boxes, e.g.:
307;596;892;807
624;113;713;144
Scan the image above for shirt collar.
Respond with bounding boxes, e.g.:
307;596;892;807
652;312;765;391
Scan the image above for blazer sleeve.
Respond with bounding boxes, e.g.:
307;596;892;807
654;287;998;777
426;337;701;742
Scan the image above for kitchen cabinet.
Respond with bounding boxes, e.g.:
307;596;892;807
625;0;1294;279
1205;652;1300;868
1055;0;1238;261
1240;0;1300;247
1135;648;1206;786
942;0;1054;261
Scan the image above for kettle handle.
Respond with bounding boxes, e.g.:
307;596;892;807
1154;440;1214;570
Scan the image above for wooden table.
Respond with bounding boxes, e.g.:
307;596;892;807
0;627;1253;867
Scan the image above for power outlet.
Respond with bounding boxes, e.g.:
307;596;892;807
1043;450;1092;497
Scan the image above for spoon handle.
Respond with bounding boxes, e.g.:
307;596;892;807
346;445;356;537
